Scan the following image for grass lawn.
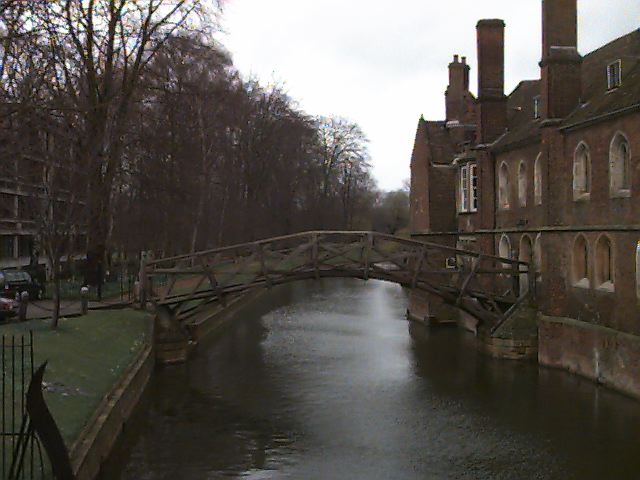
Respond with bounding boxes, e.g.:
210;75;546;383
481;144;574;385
1;309;152;447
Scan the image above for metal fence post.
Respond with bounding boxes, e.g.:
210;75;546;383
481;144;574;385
80;286;89;315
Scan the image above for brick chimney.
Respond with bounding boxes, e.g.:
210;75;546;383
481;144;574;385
540;0;582;120
476;19;507;144
445;55;470;122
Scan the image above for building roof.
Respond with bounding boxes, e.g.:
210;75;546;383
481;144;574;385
422;119;457;165
491;80;542;151
562;28;640;129
492;28;640;151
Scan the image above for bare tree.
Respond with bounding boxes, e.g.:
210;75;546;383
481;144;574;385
14;0;222;285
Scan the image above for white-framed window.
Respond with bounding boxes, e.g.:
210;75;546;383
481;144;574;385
459;164;469;213
470;164;478;212
459;163;478;213
609;132;631;197
573;142;591;200
534;153;542;205
533;96;541;119
518;161;527;207
498;162;510;210
607;60;622;90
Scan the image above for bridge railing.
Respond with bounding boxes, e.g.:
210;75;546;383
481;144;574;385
144;231;530;326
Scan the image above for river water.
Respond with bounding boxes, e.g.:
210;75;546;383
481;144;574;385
104;279;640;479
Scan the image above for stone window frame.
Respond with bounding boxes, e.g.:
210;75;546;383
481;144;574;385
498;234;511;263
607;59;622;90
572;234;590;288
594;234;615;292
573;142;591;202
517;160;527;207
534;233;542;284
519;234;533;296
609;132;631;198
498;161;511;210
534;153;543;205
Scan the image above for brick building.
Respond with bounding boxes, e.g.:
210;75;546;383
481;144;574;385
409;0;640;397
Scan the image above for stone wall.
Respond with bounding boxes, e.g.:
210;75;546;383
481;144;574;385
539;315;640;399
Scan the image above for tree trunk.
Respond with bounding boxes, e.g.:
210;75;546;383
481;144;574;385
51;272;61;329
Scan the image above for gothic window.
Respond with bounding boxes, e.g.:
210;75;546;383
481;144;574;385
595;235;614;290
498;162;510;210
572;235;590;287
534;154;542;205
573;143;590;200
518;161;527;207
609;133;631;197
498;234;511;263
534;233;542;283
519;235;533;296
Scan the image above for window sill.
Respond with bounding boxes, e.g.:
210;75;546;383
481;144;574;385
610;189;631;199
572;278;590;289
596;281;615;293
573;192;590;202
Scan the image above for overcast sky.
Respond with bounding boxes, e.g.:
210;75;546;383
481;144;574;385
218;1;640;191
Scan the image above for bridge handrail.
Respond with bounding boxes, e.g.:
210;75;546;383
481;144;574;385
145;230;528;268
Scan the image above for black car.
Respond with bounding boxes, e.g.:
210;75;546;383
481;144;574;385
0;270;45;300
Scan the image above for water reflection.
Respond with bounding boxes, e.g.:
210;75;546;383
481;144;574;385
105;279;640;479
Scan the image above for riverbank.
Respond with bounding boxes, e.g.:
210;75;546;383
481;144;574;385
1;310;152;472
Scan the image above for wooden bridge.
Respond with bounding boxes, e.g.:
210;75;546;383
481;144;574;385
143;231;531;333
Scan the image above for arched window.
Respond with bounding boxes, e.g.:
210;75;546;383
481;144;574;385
534;233;542;283
498;234;511;272
519;235;533;296
572;235;590;287
573;143;591;200
498;162;510;210
534;154;542;205
518;161;527;207
595;235;614;289
609;133;631;196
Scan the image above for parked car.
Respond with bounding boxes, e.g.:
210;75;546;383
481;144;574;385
0;297;17;322
0;270;45;300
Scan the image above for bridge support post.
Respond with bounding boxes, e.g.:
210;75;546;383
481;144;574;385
154;306;191;365
138;252;148;310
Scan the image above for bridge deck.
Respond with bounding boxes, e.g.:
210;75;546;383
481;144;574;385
143;231;531;331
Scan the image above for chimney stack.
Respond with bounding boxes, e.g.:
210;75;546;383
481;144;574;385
540;0;582;120
476;19;507;144
445;54;471;122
